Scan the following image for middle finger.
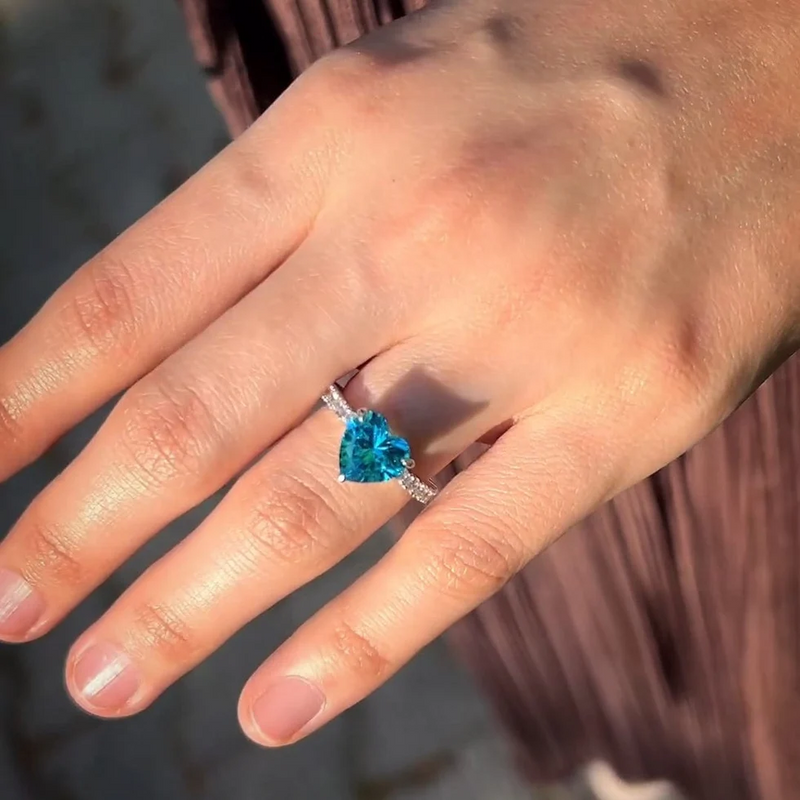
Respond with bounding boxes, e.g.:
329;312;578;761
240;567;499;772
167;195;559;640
0;242;383;641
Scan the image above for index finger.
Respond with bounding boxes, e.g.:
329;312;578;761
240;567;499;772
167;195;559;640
0;87;329;482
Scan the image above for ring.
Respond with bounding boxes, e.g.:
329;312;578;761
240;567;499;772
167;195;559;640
321;384;438;505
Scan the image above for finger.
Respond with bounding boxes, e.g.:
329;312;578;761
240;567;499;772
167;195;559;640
0;237;377;642
0;88;329;482
62;408;398;717
60;349;497;717
237;387;687;747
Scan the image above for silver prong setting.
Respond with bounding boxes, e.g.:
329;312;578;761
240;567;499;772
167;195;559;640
338;474;347;483
402;457;416;469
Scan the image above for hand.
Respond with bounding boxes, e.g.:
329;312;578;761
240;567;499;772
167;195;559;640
1;0;798;746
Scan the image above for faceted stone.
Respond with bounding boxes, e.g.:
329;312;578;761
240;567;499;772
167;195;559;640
339;410;411;483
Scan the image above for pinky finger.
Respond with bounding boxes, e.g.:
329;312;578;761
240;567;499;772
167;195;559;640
237;396;630;747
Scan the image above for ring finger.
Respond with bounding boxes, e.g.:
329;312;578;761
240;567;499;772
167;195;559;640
62;350;498;716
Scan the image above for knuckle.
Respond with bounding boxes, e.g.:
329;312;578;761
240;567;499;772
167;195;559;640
303;50;383;112
418;518;521;600
576;78;652;130
63;257;139;356
327;618;392;681
131;601;197;663
659;344;713;407
297;50;413;143
238;469;339;569
24;518;84;586
635;324;716;414
118;380;218;490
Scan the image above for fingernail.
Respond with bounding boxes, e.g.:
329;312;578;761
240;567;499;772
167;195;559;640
72;643;141;712
251;676;326;744
0;568;45;639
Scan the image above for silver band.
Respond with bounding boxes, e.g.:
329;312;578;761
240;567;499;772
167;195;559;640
321;384;438;505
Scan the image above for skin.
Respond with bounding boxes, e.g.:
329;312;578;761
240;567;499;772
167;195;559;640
2;0;800;746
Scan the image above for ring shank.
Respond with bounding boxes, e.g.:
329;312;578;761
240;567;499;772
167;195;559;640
321;384;438;505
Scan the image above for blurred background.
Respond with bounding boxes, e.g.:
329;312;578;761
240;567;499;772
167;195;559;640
0;1;588;797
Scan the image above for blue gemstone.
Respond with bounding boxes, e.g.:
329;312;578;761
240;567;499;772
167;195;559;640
339;410;411;483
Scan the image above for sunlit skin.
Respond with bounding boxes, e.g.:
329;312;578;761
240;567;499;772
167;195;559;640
1;0;800;745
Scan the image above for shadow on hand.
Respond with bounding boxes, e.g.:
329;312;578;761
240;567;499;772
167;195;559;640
345;366;489;456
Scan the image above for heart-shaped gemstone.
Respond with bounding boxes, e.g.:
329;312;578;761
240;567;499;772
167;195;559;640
339;410;411;483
